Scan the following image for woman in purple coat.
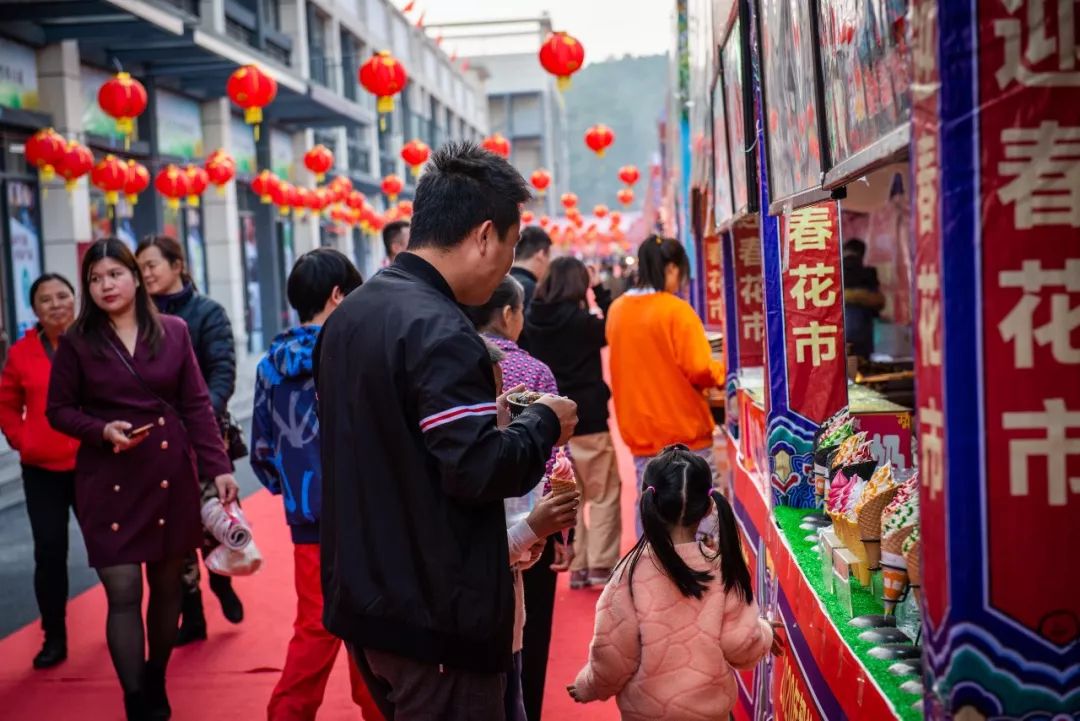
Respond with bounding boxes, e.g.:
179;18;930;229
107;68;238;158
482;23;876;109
47;238;238;721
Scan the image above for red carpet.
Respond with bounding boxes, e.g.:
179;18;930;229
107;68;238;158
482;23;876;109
0;365;638;721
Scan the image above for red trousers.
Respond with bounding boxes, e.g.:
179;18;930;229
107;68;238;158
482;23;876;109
268;543;384;721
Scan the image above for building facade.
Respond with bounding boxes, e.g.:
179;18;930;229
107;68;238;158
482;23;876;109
0;0;487;358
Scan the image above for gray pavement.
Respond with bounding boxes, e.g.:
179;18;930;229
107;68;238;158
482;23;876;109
0;420;262;640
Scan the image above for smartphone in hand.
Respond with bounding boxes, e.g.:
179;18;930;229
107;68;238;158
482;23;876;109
125;422;154;439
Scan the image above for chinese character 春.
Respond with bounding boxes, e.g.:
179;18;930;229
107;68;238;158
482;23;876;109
789;263;837;310
738;236;761;267
1002;397;1080;506
998;259;1080;367
916;134;938;236
706;238;722;266
998;122;1080;229
739;275;762;306
995;0;1080;89
742;310;764;343
917;263;943;366
920;397;945;499
793;322;838;366
786;206;834;252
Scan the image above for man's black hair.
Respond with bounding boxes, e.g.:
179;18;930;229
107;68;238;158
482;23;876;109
287;248;363;323
844;238;867;258
515;226;552;261
409;141;532;251
382;220;410;257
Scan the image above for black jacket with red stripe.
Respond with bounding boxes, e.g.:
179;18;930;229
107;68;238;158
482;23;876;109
315;252;561;673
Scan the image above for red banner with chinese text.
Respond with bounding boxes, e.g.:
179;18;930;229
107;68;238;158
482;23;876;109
780;203;848;425
771;643;824;721
704;232;724;331
733;216;765;367
911;0;948;631
978;0;1080;646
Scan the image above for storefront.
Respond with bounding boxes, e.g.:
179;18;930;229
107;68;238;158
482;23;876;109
684;0;1076;719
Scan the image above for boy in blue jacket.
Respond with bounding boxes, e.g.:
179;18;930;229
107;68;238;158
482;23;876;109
250;248;381;721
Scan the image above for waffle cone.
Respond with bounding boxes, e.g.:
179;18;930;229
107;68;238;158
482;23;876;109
882;525;916;556
549;477;577;496
857;487;899;542
906;538;922;587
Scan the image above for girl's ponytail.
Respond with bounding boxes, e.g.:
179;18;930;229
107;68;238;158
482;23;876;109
640;480;714;599
710;489;753;604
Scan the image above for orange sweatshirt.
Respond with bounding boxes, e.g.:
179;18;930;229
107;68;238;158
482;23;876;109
606;290;725;457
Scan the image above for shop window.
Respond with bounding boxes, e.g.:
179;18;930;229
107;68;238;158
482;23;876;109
341;31;362;102
347;124;372;175
510;94;541;137
489;96;507;135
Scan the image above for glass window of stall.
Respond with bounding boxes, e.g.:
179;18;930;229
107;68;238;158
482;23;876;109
717;0;757;219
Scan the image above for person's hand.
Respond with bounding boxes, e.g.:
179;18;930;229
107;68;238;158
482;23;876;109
214;474;240;505
526;490;580;538
525;537;546;566
534;394;578;445
587;264;600;287
103;421;146;454
769;620;786;656
497;383;526;429
551;539;575;572
567;684;585;703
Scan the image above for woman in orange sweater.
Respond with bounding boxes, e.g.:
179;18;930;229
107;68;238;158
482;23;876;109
0;273;80;669
607;236;725;533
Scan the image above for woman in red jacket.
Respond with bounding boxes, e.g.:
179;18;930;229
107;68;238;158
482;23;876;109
0;273;80;670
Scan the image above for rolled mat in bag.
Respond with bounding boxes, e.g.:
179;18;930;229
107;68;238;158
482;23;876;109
201;499;253;551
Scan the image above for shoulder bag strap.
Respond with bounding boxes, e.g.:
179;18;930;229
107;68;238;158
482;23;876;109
107;338;184;422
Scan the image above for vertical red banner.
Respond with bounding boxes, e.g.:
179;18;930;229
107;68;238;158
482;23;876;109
911;0;948;630
733;216;765;367
780;202;848;424
770;648;824;721
977;0;1080;646
704;232;725;331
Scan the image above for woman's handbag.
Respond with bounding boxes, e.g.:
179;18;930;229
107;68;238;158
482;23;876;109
218;410;248;462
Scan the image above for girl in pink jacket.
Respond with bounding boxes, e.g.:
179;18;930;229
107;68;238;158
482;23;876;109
569;444;782;720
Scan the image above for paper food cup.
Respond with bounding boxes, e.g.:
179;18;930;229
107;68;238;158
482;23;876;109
880;551;910;616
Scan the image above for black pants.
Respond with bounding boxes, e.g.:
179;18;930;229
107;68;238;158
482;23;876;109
22;465;76;639
520;536;558;721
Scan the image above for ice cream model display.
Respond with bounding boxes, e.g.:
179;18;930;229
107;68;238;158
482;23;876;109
547;446;577;497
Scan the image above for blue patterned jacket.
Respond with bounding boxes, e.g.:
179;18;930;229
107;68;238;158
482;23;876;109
250;324;322;543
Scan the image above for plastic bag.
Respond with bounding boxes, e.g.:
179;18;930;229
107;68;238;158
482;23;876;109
205;541;263;577
201;499;253;551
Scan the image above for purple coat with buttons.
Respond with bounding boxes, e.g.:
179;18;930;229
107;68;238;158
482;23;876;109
46;314;232;568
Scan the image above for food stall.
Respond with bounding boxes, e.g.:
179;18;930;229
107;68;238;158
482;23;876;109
683;0;1077;719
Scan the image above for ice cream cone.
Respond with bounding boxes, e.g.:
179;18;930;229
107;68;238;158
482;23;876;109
549;477;577;496
857;487;898;570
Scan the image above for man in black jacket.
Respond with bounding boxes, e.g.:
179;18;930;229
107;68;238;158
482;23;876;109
316;142;578;720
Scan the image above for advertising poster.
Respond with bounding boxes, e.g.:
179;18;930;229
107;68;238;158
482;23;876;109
6;181;43;338
817;0;912;164
156;88;204;159
230;116;258;175
0;38;39;110
271;128;295;180
760;0;823;202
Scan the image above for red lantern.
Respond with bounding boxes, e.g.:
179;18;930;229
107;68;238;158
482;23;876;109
304;144;334;182
397;199;414;217
584;124;615;157
593;204;609;219
90;155;128;206
25;128;67;183
270;181;294;216
97;72;147;144
154;164;190;210
328;175;353;203
618;164;641;186
205;150;236;194
481;133;511;159
55;141;93;193
539;31;585;91
184;165;209;207
538;215;550;229
609;211;622;228
521;210;535;225
381;174;404;202
560;192;578;210
292;187;312;218
251;170;279;204
401;139;431;177
617;188;634;207
226;64;278;140
360;51;408;123
530;169;551;195
309;187;331;215
346;190;367;211
123;160;150;206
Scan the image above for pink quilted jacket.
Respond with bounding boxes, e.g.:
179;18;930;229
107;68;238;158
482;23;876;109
573;542;773;720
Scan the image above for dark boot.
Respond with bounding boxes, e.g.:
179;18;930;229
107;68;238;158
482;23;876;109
32;630;67;669
124;690;148;721
208;572;243;624
144;661;171;720
174;591;207;646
